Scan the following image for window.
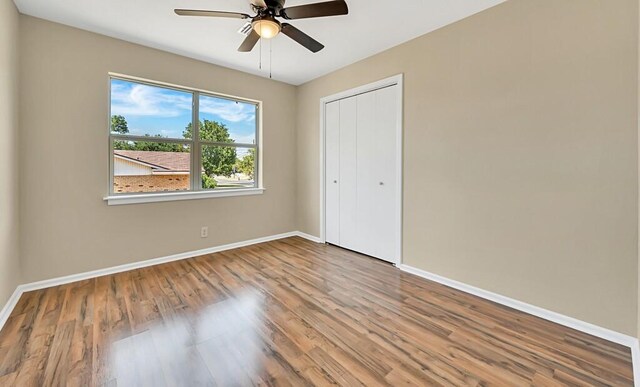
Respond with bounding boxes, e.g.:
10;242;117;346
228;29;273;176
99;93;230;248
106;75;261;205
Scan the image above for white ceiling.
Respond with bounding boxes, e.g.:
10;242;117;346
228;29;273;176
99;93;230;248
13;0;506;85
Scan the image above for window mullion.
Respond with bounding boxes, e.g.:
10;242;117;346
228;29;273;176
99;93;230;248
110;134;192;144
198;141;257;148
109;137;115;195
255;103;260;188
192;92;201;191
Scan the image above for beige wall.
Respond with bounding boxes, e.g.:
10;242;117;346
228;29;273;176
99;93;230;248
19;16;297;283
0;0;21;306
296;0;639;335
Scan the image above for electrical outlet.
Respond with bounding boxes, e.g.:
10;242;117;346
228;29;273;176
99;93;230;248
201;226;208;238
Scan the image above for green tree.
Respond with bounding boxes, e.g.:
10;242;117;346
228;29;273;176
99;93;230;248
111;115;133;150
111;115;129;134
184;120;237;180
202;175;217;189
236;148;255;179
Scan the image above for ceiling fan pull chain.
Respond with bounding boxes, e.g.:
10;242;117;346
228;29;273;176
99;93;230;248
259;34;262;70
269;39;272;79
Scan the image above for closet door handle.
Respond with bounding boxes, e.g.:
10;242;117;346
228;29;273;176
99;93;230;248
333;180;338;184
379;182;384;186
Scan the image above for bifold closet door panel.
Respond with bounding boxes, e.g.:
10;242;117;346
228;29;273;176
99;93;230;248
325;100;340;245
338;96;358;251
374;85;400;261
355;91;379;258
355;85;399;262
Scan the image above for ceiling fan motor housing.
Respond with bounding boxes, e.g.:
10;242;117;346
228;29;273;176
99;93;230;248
263;0;286;14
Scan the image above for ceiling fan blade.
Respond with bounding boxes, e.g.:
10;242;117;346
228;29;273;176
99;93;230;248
238;29;261;52
174;9;251;19
281;23;324;53
281;0;348;20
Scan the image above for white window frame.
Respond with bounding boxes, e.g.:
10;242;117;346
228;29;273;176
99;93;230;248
104;73;264;206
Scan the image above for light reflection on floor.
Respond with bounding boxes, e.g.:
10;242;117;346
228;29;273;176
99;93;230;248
112;290;265;385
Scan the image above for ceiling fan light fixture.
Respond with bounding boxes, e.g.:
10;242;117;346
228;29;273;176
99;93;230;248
252;17;281;39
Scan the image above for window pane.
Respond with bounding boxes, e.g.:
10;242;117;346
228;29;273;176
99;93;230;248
110;79;193;140
199;94;256;145
113;140;191;193
201;145;256;190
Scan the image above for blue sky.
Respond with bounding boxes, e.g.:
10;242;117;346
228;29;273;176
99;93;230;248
110;79;257;144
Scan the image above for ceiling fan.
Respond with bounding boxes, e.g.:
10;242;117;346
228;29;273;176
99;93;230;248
175;0;348;53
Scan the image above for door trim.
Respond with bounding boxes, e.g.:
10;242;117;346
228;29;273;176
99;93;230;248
319;74;404;265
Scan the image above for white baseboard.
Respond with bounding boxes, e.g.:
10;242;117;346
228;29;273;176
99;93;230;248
0;231;322;332
295;231;324;243
398;263;639;386
631;339;640;386
0;286;23;335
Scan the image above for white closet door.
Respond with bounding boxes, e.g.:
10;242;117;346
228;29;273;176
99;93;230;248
355;91;378;257
325;101;340;245
355;85;399;262
338;96;358;251
373;85;400;261
324;82;401;264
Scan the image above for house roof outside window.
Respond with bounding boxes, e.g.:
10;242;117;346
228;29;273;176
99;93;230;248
114;150;191;175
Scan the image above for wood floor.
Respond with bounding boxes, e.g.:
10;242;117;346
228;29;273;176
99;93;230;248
0;237;633;386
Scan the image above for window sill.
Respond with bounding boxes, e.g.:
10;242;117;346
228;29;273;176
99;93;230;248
104;188;265;206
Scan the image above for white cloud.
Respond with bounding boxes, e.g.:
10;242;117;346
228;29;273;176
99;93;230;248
233;133;256;145
111;83;191;117
199;96;255;123
111;82;256;123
